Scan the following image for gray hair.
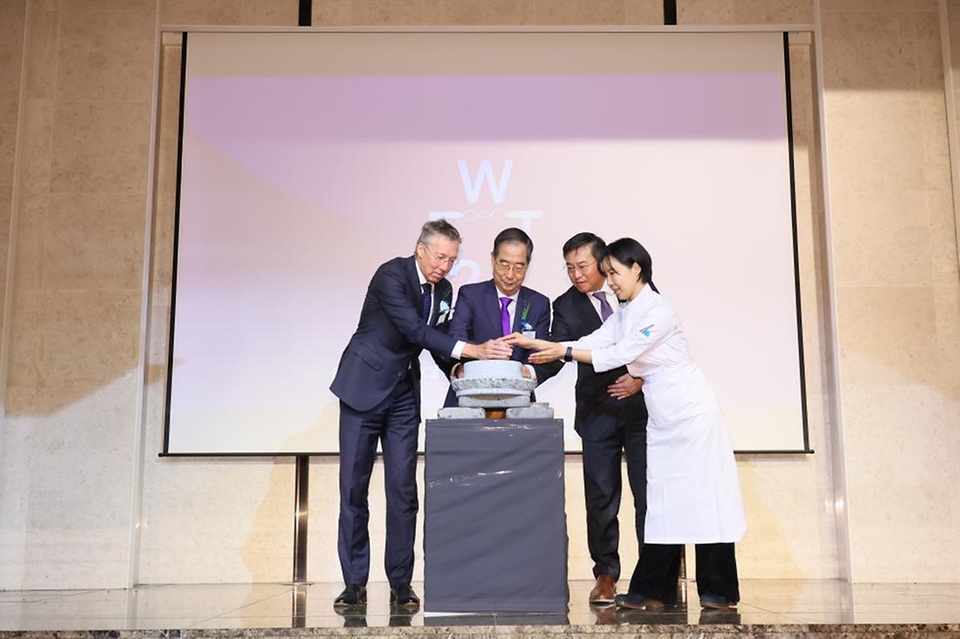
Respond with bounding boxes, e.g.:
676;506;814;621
417;219;462;247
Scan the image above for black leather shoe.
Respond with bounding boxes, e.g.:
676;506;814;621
333;584;367;608
390;583;421;610
614;592;665;611
699;593;738;609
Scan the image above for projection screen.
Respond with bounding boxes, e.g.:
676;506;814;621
164;30;808;455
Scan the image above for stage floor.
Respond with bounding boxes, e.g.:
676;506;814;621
1;580;959;632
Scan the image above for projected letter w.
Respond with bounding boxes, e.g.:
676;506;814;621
458;160;514;205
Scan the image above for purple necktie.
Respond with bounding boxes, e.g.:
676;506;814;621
421;283;432;322
500;296;512;336
593;292;613;321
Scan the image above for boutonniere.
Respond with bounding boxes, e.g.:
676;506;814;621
519;303;533;333
437;295;452;324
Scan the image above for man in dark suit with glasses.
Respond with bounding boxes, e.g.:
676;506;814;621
538;232;648;607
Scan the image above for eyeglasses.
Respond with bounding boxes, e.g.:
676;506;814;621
494;260;528;275
565;260;597;276
421;243;458;267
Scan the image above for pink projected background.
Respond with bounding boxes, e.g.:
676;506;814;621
166;31;805;454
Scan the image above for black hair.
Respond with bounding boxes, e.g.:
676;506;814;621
603;237;659;293
561;232;606;264
493;227;533;261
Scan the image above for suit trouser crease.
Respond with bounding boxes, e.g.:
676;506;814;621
579;406;647;581
338;375;420;587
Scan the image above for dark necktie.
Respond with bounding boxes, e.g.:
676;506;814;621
500;296;512;336
421;283;432;322
592;291;613;321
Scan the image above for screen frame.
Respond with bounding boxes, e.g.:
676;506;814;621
157;26;816;457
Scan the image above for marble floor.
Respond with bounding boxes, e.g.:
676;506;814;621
1;580;960;631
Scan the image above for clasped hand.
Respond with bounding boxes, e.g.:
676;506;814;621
475;337;513;360
503;333;565;364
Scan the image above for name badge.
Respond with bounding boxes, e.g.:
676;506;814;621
522;330;536;339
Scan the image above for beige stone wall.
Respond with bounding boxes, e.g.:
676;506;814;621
0;0;27;582
0;0;26;331
0;0;957;590
820;0;960;582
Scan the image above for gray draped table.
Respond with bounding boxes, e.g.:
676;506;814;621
423;418;568;613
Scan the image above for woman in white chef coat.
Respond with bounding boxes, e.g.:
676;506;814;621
506;237;746;611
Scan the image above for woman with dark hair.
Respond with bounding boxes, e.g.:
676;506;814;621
506;237;745;611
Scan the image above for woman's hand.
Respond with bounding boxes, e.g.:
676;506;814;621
505;333;566;364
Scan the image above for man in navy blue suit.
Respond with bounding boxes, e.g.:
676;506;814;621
330;219;511;611
537;233;647;607
442;227;552;406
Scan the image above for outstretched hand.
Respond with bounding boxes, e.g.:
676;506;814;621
505;333;566;364
476;337;513;360
504;332;545;350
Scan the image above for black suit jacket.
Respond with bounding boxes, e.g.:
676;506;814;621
539;286;647;441
330;255;456;414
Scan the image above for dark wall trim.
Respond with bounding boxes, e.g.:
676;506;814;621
663;0;677;25
299;0;312;26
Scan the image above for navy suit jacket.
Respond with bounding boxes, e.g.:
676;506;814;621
442;279;551;407
330;255;457;414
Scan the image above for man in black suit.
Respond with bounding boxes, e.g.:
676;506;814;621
539;232;648;606
329;219;511;611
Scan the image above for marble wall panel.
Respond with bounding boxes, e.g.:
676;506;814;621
240;0;299;25
0;0;24;331
822;9;920;91
624;0;664;24
23;0;57;101
439;0;536;25
313;0;351;25
933;282;960;391
161;0;242;25
678;0;813;25
1;370;139;589
824;0;936;11
56;3;156;101
138;455;296;584
0;0;156;590
829;188;933;289
49;100;151;193
348;0;444;25
823;93;925;194
533;0;625;25
0;1;26;94
836;287;938;389
60;0;155;11
17;99;53;195
928;191;960;285
821;0;960;583
7;190;43;297
42;191;146;290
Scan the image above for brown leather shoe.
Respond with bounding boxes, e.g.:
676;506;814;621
589;574;617;605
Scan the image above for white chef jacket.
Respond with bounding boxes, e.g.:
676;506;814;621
568;283;746;544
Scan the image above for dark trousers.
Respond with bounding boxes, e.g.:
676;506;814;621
628;542;740;605
337;373;420;588
580;410;647;581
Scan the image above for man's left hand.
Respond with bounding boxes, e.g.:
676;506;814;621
607;374;643;401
